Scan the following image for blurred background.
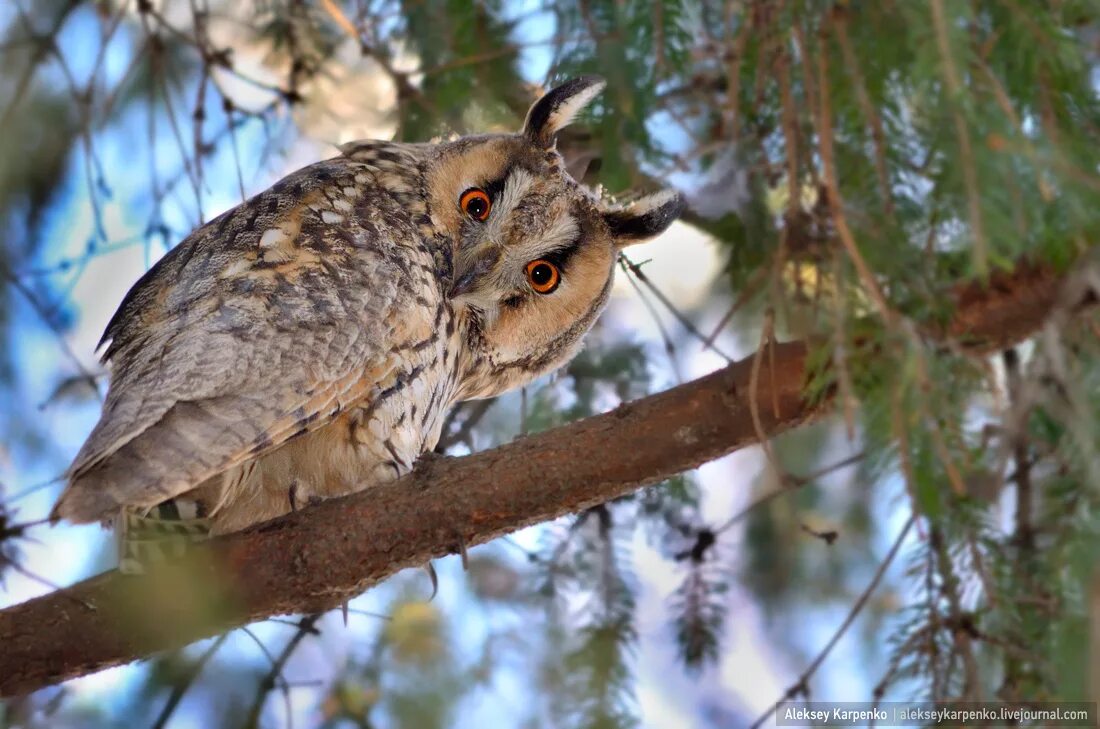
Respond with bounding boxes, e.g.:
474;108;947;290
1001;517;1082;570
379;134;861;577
1;1;1099;727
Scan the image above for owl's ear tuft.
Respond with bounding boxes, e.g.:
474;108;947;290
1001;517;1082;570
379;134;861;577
602;190;686;247
523;76;606;148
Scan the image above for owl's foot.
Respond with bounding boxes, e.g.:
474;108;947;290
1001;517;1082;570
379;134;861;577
116;502;211;575
423;562;439;601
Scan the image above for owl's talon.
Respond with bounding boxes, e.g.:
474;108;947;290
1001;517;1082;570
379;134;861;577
414;450;448;468
454;532;468;571
413;451;449;483
423;562;439;601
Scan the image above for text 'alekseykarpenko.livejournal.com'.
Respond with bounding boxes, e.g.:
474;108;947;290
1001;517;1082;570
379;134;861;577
773;702;1097;727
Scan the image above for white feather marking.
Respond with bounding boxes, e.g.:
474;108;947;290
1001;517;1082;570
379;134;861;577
221;258;252;277
543;80;606;138
606;188;680;216
537;213;579;253
491;168;535;222
259;228;286;249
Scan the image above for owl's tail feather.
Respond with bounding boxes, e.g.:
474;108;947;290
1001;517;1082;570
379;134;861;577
55;396;288;526
51;458;188;526
50;484;119;526
117;503;211;575
53;398;258;524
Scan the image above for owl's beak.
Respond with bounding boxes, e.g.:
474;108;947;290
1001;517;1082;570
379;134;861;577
448;246;501;299
448;256;494;299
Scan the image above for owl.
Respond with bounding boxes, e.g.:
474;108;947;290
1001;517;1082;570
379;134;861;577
51;77;683;564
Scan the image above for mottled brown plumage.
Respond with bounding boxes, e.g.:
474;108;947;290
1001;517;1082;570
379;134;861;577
52;77;684;540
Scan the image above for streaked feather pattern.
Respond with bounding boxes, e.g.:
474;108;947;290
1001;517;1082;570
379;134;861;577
52;77;685;543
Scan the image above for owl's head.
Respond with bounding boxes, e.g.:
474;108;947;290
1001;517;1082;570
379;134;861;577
422;77;684;397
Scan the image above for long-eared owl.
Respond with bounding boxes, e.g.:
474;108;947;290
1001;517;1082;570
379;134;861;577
52;77;684;545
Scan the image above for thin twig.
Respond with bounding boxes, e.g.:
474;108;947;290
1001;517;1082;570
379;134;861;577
1;475;64;505
747;308;784;479
0;263;101;400
750;515;915;729
618;257;684;382
702;264;768;349
241;614;321;729
620;254;733;362
436;398;495;452
930;0;987;276
833;10;894;218
928;525;982;700
151;634;229;729
806;25;895;324
714;451;866;535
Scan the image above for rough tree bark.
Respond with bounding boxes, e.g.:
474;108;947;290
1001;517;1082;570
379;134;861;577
0;261;1072;697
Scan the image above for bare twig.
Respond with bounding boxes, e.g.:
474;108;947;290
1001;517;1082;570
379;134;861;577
751;514;915;729
807;27;895;324
747;308;784;478
620;254;733;362
242;614;321;729
619;257;685;382
0;263;101;401
151;633;229;729
930;0;987;276
714;450;866;534
435;398;496;453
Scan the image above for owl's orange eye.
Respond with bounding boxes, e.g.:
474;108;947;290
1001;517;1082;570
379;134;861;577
525;259;560;294
459;188;491;221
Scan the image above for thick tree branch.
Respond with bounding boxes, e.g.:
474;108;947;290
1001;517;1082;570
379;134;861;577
0;261;1073;697
0;341;821;697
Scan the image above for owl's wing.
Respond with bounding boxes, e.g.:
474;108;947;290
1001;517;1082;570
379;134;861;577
53;158;435;523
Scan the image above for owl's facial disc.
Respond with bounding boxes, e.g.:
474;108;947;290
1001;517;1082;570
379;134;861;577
433;146;685;391
422;77;684;393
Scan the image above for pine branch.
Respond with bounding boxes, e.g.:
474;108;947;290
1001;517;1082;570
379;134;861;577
0;260;1071;697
